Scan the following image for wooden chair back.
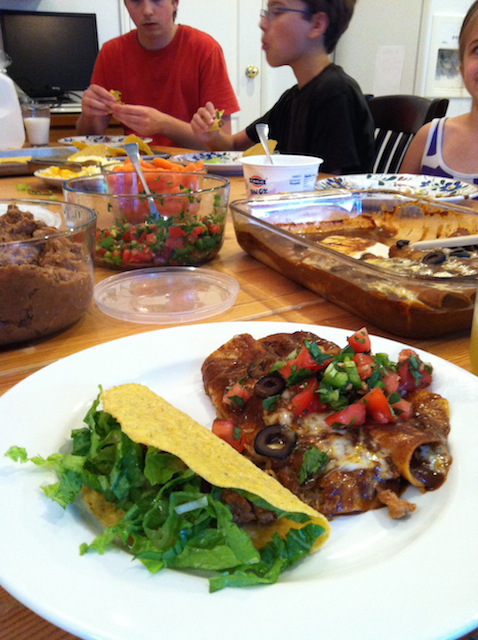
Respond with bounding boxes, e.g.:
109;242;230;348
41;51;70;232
367;95;449;173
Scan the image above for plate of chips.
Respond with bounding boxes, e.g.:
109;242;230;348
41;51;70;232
58;135;152;148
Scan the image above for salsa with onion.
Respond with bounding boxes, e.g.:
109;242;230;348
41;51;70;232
96;191;226;268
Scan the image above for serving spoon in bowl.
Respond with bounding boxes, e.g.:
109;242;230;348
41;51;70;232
255;123;274;165
124;142;160;218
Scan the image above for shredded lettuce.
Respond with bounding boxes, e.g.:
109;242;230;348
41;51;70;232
4;392;325;591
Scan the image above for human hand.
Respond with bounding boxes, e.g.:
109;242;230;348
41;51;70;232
110;103;163;137
190;102;220;141
81;84;116;117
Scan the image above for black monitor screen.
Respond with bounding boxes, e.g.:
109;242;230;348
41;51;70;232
0;10;99;100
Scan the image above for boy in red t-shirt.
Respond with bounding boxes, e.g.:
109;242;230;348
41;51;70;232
76;0;239;148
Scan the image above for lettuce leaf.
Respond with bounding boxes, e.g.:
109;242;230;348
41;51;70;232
5;392;325;591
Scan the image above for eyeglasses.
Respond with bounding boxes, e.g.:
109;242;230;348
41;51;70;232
260;7;314;21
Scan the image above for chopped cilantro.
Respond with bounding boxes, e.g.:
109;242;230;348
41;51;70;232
233;426;242;441
299;447;328;484
263;395;280;412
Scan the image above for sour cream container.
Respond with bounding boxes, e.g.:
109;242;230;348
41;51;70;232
240;154;323;197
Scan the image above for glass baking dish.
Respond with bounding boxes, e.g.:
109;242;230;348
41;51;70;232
230;190;478;338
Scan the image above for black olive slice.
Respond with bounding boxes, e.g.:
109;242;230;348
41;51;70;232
395;239;410;249
422;250;446;265
449;248;470;258
254;374;286;398
254;424;297;459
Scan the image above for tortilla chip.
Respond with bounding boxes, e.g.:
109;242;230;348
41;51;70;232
208;109;225;132
0;157;30;164
243;139;278;157
68;144;111;159
82;486;125;528
124;134;153;156
72;141;88;151
101;383;330;551
110;89;123;105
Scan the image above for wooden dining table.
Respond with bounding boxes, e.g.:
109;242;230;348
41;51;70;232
0;149;477;640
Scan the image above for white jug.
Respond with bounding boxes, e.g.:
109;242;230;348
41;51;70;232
0;52;26;151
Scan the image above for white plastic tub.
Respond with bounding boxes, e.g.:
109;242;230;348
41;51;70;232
240;154;323;197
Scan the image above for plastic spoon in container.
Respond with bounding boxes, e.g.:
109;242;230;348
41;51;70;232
255;123;274;164
124;142;160;218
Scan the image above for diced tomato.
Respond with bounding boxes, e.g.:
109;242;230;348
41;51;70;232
362;387;394;424
347;327;371;353
397;349;433;392
294;346;323;373
222;382;252;409
325;401;366;429
390;397;412;420
188;226;204;244
352;353;375;379
168;226;187;239
207;223;222;235
381;370;400;396
279;346;322;382
212;418;245;452
278;360;294;380
290;379;324;416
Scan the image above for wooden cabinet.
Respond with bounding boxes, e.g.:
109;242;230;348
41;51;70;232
49;114;123;142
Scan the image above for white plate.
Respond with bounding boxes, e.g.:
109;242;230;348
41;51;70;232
34;168;101;189
0;321;477;640
170;151;244;175
58;135;153;148
316;173;478;202
33;170;69;188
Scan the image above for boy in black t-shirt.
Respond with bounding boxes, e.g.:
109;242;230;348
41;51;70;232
191;0;374;175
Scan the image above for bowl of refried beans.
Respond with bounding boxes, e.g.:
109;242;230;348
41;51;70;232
0;199;96;346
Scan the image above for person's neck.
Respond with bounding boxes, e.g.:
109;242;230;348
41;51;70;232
292;50;331;89
136;23;179;51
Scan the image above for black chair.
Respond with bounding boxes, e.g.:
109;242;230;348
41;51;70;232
366;95;449;173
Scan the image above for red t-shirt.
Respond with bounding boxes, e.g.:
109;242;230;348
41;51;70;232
91;25;240;146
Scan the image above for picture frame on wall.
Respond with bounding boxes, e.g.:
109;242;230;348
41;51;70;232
424;14;467;98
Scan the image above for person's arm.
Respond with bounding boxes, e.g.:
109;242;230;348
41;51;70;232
76;84;116;135
190;102;252;151
109;102;212;149
399;124;431;174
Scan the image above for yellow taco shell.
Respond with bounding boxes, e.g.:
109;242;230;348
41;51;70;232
101;383;330;551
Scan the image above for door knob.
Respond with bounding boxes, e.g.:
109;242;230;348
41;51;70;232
245;65;259;79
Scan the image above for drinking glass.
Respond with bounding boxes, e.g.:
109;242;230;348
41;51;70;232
22;103;50;146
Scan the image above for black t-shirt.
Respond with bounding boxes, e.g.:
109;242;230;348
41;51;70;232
246;64;374;174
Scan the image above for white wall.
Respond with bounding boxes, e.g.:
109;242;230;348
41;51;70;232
335;0;424;96
335;0;472;117
0;0;120;48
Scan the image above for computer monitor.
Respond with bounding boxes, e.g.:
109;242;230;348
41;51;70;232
0;10;99;101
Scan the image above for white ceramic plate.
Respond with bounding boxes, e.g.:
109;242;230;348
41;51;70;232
0;322;477;640
34;167;101;189
316;173;478;202
33;170;71;189
58;135;153;148
170;151;244;175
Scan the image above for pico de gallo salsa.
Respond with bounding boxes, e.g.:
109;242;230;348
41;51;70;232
96;190;227;268
212;327;434;454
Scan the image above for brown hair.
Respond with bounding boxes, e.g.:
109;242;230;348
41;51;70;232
459;0;478;63
302;0;357;53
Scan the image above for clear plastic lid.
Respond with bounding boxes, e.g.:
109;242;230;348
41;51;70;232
94;267;239;324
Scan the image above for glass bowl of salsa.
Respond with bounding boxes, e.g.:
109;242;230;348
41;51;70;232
63;171;230;269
